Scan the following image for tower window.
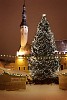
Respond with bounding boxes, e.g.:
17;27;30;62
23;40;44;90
24;67;25;70
19;67;20;70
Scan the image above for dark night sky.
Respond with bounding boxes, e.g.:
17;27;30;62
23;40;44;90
0;0;67;55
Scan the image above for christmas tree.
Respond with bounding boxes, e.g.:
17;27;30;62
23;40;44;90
29;14;59;84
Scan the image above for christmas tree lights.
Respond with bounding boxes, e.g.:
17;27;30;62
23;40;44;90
28;14;60;84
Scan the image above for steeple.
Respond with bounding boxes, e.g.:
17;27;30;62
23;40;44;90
20;0;27;26
16;0;28;57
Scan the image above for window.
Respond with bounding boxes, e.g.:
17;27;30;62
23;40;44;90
19;67;20;70
24;67;25;70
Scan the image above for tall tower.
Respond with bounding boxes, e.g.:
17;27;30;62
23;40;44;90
17;0;28;56
15;0;29;72
20;0;28;49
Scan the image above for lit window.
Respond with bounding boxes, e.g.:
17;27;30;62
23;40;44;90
19;67;20;70
24;67;25;70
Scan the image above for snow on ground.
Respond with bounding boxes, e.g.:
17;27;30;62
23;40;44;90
0;84;67;100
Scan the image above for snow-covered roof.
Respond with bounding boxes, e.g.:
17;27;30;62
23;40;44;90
0;67;27;76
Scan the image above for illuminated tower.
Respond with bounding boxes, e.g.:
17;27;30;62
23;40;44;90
20;1;28;49
17;0;28;56
15;0;29;72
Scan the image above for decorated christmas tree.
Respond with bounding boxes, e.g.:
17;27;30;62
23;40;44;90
29;14;59;84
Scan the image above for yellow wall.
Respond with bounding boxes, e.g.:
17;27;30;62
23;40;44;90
60;54;67;69
55;52;67;70
15;57;29;73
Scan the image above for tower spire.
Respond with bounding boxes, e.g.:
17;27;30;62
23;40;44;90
17;0;28;57
20;0;27;26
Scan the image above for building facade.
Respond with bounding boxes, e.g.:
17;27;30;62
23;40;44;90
55;40;67;70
